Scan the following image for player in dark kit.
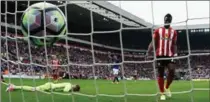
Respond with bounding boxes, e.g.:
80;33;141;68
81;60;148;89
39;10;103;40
146;13;178;100
111;55;120;84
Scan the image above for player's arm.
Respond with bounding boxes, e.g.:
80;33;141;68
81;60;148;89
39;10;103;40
147;42;153;54
173;30;178;56
146;29;158;55
63;84;72;92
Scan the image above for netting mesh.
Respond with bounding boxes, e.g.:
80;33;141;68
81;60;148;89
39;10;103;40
1;1;210;102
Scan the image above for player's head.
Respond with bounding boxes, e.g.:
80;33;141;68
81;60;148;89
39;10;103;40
164;13;172;28
72;84;80;92
52;55;57;59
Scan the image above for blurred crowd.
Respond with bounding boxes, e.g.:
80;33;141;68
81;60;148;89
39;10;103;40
1;39;209;80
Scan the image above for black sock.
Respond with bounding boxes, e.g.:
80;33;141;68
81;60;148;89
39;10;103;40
115;76;119;82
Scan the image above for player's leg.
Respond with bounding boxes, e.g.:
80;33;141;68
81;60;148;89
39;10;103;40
113;76;119;84
113;74;117;83
157;62;165;93
133;75;137;82
135;75;138;82
52;69;59;82
6;84;36;92
157;59;166;100
113;69;119;84
165;61;176;97
115;74;119;83
112;69;116;83
166;62;175;89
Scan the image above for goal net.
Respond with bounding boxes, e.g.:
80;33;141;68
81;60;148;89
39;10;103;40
1;1;209;102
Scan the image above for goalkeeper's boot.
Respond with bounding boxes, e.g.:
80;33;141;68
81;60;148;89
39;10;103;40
160;94;166;101
6;84;14;92
165;87;172;97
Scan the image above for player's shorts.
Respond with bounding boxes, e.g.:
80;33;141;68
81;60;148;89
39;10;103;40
156;56;176;67
113;69;119;75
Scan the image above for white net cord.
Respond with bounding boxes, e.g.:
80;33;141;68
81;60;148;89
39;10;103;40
14;1;26;102
90;1;99;102
150;1;160;102
118;1;128;102
63;1;75;102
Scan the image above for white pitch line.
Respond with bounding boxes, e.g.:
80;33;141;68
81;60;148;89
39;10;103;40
193;88;210;91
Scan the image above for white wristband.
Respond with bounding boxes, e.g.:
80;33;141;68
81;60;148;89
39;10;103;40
174;53;178;56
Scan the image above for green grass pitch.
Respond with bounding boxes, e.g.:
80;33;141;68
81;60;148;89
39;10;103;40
1;79;209;102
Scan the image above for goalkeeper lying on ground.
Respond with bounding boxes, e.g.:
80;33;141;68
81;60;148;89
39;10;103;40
6;82;80;92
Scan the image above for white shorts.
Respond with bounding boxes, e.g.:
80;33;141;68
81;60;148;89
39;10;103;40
113;69;119;75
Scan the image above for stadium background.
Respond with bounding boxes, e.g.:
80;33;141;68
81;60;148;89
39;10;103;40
1;1;210;50
0;1;209;102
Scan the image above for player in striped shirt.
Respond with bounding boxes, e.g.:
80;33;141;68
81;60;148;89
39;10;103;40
146;13;178;100
51;55;60;82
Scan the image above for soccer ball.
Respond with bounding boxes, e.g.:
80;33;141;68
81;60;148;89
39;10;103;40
21;2;67;46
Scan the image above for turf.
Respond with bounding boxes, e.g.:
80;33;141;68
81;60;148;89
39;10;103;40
1;79;209;102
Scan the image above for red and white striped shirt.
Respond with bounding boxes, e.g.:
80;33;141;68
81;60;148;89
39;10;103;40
52;59;59;69
153;27;177;57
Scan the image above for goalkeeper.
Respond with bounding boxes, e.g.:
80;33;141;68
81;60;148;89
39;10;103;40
6;82;80;92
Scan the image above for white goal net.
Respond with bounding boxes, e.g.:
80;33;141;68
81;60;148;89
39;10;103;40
1;1;209;102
